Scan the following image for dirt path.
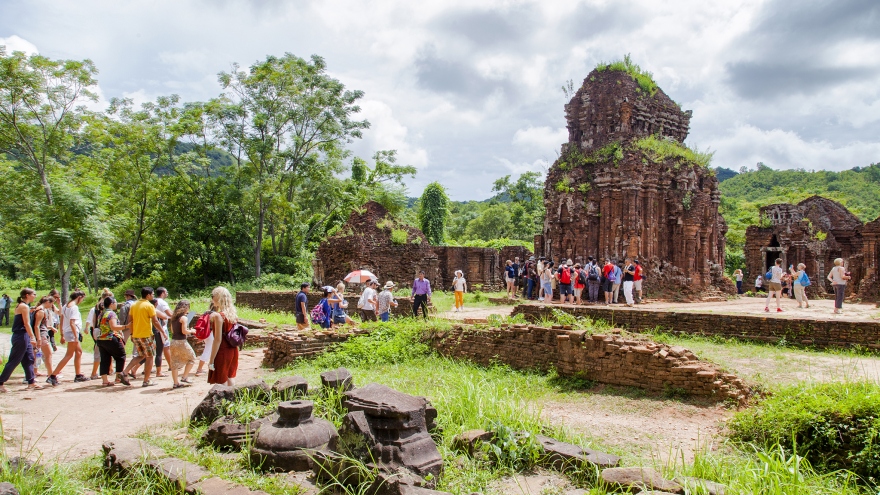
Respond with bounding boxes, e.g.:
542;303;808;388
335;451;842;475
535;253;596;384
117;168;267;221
0;348;266;462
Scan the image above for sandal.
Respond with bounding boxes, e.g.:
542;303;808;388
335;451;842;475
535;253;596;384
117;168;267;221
155;373;168;378
172;382;191;389
27;384;43;390
102;382;115;387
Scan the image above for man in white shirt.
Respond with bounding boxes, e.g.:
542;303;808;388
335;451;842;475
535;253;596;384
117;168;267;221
154;287;173;377
359;280;379;322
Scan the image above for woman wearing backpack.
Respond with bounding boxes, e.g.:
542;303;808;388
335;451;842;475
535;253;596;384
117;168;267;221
312;289;332;329
0;288;41;392
207;286;239;386
789;263;810;309
827;258;850;314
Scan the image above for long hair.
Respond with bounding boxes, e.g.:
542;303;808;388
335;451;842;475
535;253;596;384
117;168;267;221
172;300;190;322
211;287;237;323
17;288;35;304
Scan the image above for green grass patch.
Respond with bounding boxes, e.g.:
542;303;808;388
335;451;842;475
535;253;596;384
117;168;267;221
634;134;713;168
595;54;658;96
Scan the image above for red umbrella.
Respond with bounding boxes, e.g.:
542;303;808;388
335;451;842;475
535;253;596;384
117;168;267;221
344;270;378;284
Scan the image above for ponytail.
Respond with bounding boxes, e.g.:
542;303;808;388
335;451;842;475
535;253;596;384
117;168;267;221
17;288;35;304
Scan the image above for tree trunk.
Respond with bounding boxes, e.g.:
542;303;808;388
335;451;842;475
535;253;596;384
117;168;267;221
89;250;99;291
78;262;92;294
255;198;264;278
58;260;73;304
224;247;235;284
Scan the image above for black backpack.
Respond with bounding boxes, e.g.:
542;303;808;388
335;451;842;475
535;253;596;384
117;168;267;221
577;269;588;286
588;265;600;281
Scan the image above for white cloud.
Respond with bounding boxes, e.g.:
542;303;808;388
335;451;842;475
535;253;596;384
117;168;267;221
355;100;429;169
0;34;38;55
513;126;567;153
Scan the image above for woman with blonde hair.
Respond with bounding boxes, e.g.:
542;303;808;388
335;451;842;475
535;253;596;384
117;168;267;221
827;258;850;314
168;300;197;389
452;270;467;312
790;263;810;309
207;287;238;386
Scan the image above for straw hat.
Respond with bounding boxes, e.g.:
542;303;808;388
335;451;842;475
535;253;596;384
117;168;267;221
383;281;396;289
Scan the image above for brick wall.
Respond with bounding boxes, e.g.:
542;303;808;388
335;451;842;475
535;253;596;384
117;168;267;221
262;329;369;369
511;304;880;349
427;325;748;402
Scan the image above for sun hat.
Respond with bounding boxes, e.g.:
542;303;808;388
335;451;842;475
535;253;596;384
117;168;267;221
383;281;396;289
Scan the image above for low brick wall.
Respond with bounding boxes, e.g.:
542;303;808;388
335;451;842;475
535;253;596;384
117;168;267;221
427;325;749;402
512;304;880;349
236;291;423;316
262;328;370;369
186;318;274;356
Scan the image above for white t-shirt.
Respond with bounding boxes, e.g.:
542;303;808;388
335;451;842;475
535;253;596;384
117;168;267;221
770;266;783;283
156;298;171;329
755;277;763;287
361;288;377;311
453;277;467;292
86;307;96;330
829;266;847;285
62;304;82;334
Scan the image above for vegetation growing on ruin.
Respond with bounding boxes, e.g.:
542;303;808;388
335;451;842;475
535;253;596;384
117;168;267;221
390;228;409;245
634;134;713;168
554;176;574;193
595;54;659;96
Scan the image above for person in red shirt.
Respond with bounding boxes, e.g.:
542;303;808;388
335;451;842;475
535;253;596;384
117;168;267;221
633;260;644;304
572;263;585;305
602;259;615;305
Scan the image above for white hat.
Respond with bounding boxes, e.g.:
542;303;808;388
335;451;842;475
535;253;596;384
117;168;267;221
383;281;396;289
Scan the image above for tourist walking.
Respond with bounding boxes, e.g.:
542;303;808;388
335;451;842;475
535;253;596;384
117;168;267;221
602;259;615;305
295;283;311;330
168;300;197;388
622;258;636;307
411;271;432;319
764;258;785;312
612;261;623;303
586;257;601;303
358;280;379;321
504;260;516;299
452;271;467;312
541;261;554;303
86;288;113;380
129;287;163;387
50;290;87;384
633;260;644;303
328;286;354;325
153;287;174;378
207;286;239;386
377;281;398;322
0;294;10;326
790;263;810;308
0;288;41;392
195;302;216;377
93;297;131;387
734;269;744;294
33;296;56;380
313;288;333;329
827;258;851;314
573;263;585;305
556;260;574;304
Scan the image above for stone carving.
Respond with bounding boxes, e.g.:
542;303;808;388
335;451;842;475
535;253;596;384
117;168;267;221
746;195;879;301
538;67;727;297
204;416;270;451
250;401;339;472
321;367;354;392
339;383;444;482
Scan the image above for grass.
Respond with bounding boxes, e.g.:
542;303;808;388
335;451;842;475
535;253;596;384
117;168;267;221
595;54;659;96
633;134;714;168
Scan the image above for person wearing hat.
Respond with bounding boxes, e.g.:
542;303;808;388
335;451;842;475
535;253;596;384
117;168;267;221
377;281;398;322
358;280;380;322
452;270;467;312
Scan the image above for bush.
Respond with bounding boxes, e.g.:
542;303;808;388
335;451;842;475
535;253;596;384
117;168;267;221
390;228;408;245
729;381;880;481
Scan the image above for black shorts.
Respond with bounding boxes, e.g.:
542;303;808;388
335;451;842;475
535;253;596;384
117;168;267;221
603;279;614;292
295;313;306;325
559;285;573;296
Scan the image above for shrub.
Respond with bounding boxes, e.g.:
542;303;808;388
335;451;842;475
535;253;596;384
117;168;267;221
728;381;880;480
390;228;408;245
634;135;713;168
595;54;658;96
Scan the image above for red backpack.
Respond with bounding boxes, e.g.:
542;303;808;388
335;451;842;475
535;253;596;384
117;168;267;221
193;311;214;340
559;267;571;285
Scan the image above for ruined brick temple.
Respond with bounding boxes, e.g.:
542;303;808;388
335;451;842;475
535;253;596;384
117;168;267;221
313;201;530;290
746;196;880;301
536;66;729;295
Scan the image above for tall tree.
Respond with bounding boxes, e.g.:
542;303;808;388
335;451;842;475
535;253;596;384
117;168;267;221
0;48;100;300
212;53;369;277
418;182;449;245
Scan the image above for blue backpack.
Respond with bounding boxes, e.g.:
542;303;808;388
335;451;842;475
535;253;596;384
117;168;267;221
799;272;811;287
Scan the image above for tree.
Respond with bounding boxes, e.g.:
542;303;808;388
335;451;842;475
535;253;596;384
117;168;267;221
418;182;449;245
212;53;369;277
463;204;510;241
0;48;100;301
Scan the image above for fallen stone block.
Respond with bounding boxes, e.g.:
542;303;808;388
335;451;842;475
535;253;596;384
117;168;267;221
452;429;493;455
674;476;729;495
191;384;236;424
536;435;620;470
320;367;354;392
600;467;683;494
234;379;272;402
0;482;19;495
203;416;270;451
272;375;309;400
147;457;210;490
187;476;271;495
102;438;166;472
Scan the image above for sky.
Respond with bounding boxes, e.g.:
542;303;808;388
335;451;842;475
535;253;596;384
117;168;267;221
2;0;879;201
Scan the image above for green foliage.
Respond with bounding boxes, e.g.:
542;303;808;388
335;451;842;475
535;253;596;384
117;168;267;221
554;176;574;193
218;388;281;425
309;318;434;369
480;421;543;471
447;238;533;250
729;381;880;480
815;231;828;241
634;135;713;168
418;182;449;245
682;191;693;211
595;54;659;96
390;228;408;245
594;141;624;167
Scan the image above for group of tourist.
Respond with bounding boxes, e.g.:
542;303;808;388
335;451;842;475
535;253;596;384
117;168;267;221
754;257;851;314
509;256;645;307
0;286;240;393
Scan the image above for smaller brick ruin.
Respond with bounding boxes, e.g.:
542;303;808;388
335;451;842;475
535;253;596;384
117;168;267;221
745;196;880;301
313;201;530;290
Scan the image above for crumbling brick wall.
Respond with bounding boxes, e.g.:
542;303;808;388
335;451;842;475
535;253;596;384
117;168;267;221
427;325;749;402
262;329;368;369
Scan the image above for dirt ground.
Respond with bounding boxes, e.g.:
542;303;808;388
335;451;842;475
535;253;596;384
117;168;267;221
0;348;266;462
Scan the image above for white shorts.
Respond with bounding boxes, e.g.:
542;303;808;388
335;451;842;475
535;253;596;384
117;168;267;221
505;276;514;284
63;329;77;342
634;280;643;291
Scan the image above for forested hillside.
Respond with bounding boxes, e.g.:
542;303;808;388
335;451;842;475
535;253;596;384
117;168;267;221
719;162;880;271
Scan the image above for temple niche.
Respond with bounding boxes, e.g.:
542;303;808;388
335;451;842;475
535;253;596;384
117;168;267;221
537;64;730;297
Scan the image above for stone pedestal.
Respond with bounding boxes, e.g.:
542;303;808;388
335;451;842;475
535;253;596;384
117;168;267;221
250;401;339;472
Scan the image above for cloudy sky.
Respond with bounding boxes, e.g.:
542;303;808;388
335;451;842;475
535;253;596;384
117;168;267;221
2;0;878;200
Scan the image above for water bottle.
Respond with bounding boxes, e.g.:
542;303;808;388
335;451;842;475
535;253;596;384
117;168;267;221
35;349;43;368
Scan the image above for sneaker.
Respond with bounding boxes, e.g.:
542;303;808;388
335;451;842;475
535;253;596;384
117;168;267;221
46;376;58;386
764;307;769;312
777;308;783;312
73;374;90;383
142;380;157;388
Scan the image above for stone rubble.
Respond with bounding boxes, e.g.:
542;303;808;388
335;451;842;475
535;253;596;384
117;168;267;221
250;400;339;472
